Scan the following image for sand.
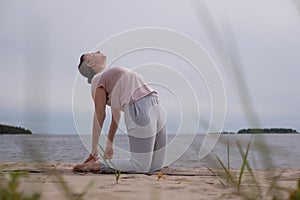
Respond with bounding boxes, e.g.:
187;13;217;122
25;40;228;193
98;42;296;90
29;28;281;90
1;162;299;200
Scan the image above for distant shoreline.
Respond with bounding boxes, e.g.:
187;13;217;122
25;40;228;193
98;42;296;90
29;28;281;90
222;128;298;134
237;128;298;134
0;125;298;135
0;124;32;135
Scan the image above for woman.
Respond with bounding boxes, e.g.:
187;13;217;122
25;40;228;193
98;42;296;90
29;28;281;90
73;51;167;173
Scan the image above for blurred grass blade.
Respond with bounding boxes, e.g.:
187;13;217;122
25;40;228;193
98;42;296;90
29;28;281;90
205;166;226;186
116;167;124;184
266;171;284;197
190;0;260;127
236;139;251;192
290;0;300;14
214;153;235;184
237;139;262;197
227;138;230;183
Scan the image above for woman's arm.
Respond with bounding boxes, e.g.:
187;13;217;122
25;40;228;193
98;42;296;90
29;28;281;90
90;113;101;158
105;107;121;158
94;87;107;126
92;87;107;156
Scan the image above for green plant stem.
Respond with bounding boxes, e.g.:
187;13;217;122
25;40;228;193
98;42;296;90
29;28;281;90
227;138;230;183
236;139;252;193
237;139;262;198
214;153;236;185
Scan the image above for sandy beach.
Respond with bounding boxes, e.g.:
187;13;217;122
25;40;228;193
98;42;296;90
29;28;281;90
1;162;299;200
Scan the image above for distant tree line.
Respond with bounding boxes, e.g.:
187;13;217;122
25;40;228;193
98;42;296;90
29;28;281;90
237;128;298;134
0;124;32;134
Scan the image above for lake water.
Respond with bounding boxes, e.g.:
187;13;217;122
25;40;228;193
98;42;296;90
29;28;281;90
0;134;299;169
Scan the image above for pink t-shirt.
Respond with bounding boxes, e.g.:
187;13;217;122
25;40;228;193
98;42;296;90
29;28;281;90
97;66;156;111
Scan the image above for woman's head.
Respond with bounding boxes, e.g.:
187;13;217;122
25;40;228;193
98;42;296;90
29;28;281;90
78;51;107;84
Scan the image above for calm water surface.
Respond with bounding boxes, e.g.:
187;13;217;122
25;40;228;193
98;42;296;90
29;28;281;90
0;134;299;169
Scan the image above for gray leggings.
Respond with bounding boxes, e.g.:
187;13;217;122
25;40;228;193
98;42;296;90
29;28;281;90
111;93;167;173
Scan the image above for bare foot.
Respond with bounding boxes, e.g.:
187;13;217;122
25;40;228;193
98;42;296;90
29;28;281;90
84;154;97;163
73;155;101;172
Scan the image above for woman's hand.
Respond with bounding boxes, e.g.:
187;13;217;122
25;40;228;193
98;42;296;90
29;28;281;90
104;143;114;159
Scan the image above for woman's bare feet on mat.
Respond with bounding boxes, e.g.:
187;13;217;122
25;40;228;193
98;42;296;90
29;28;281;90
73;154;101;172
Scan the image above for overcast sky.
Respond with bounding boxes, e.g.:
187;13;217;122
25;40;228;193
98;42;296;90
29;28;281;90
0;0;299;134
